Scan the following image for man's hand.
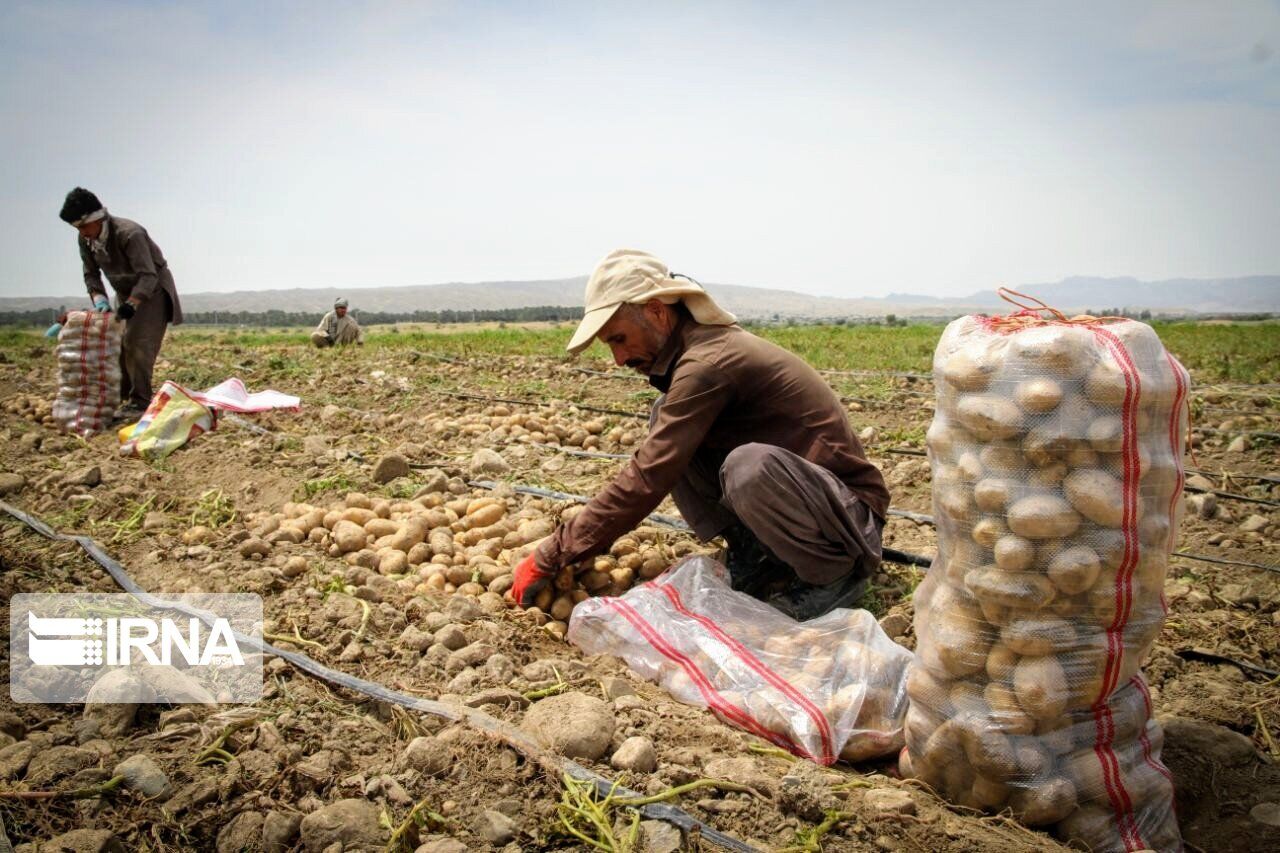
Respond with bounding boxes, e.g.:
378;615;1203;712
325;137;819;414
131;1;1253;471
92;295;110;313
116;300;137;320
511;553;552;608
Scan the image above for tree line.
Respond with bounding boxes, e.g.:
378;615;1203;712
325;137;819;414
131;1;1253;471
0;305;586;327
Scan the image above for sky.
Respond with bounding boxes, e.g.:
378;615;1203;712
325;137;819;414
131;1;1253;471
1;0;1278;300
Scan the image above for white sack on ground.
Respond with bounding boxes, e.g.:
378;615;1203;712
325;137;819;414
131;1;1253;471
569;555;911;765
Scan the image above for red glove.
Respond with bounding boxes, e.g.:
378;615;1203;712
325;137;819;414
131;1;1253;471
511;553;552;608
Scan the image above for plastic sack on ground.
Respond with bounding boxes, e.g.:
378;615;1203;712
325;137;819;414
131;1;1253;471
53;311;121;437
568;555;911;765
118;381;217;460
904;302;1187;852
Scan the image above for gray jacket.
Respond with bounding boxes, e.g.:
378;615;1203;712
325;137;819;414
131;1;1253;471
80;215;183;324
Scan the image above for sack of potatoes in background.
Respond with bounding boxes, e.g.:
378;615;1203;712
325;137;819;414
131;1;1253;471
903;314;1188;853
53;310;122;437
569;555;913;765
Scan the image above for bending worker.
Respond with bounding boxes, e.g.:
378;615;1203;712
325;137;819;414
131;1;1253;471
513;248;890;621
311;298;364;347
59;187;182;417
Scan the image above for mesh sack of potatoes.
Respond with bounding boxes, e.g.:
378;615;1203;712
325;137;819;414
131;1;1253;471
52;310;122;437
568;555;912;765
903;306;1189;852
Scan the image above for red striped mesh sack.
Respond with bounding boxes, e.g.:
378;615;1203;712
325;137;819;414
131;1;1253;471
52;311;122;437
902;292;1187;852
568;555;912;765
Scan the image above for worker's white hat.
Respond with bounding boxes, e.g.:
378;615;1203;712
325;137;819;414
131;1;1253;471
566;248;736;355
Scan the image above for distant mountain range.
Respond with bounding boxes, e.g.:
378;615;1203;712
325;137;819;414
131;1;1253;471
3;275;1276;319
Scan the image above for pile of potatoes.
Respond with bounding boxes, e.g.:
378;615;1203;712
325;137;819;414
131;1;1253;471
423;404;641;453
232;490;683;639
569;559;912;764
50;311;122;437
904;317;1185;852
4;394;55;428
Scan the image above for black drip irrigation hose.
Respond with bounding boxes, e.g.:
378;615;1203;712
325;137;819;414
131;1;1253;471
468;481;935;568
0;501;760;853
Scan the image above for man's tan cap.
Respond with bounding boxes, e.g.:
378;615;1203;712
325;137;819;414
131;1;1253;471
567;248;736;354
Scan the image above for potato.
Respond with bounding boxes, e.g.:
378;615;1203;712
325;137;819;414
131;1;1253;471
465;503;505;529
364;518;399;538
1027;461;1068;487
906;664;951;707
942;351;997;391
956;396;1025;441
1047;546;1101;595
1013;655;1069;720
974;478;1016;513
965;567;1056;610
979;442;1023;474
1084;359;1129;408
1013;378;1064;413
1007;495;1081;539
926;420;971;459
340;507;377;526
332;520;367;554
1063;469;1124;527
388;518;428;552
344;491;372;509
1009;326;1092;377
1086;415;1124;453
378;549;408;575
971;517;1008;549
928;609;993;678
977;596;1011;627
993;535;1036;572
961;721;1019;781
970;775;1011;810
1055;803;1119;851
956;451;985;482
936;485;977;522
1000;616;1075;657
1009;776;1076;825
984;683;1036;735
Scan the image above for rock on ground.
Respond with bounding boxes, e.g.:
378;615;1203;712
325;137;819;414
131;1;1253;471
0;472;25;494
215;811;265;853
373;452;411;483
611;736;657;773
400;736;452;776
474;809;519;845
34;829;125;852
640;820;683;853
299;798;387;852
1162;717;1259;766
469;449;510;476
25;745;97;785
415;837;469;853
111;754;172;799
862;788;918;818
521;692;615;761
263;810;303;853
0;740;37;780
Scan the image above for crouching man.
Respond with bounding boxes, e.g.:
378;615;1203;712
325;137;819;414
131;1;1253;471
311;298;364;347
513;248;890;621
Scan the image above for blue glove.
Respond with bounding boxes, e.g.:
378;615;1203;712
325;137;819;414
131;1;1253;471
45;323;63;338
93;296;111;313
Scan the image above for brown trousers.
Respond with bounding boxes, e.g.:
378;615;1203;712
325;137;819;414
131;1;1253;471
653;398;884;585
119;291;172;407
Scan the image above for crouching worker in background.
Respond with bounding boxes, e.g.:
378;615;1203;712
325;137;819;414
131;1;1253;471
59;187;183;418
512;248;891;621
312;298;364;348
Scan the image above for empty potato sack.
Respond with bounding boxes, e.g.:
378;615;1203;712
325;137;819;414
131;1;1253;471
905;304;1188;851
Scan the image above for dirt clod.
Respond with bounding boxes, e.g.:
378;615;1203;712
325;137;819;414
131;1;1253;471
298;798;387;852
36;829;124;853
372;452;410;483
521;691;615;761
111;753;171;799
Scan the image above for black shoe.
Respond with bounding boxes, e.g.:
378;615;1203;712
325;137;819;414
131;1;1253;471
114;403;145;422
720;522;787;599
766;571;870;622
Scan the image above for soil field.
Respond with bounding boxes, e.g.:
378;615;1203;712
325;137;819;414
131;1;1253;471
0;321;1276;852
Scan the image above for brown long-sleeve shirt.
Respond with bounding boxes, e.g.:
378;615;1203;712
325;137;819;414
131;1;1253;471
80;216;183;324
535;318;890;571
